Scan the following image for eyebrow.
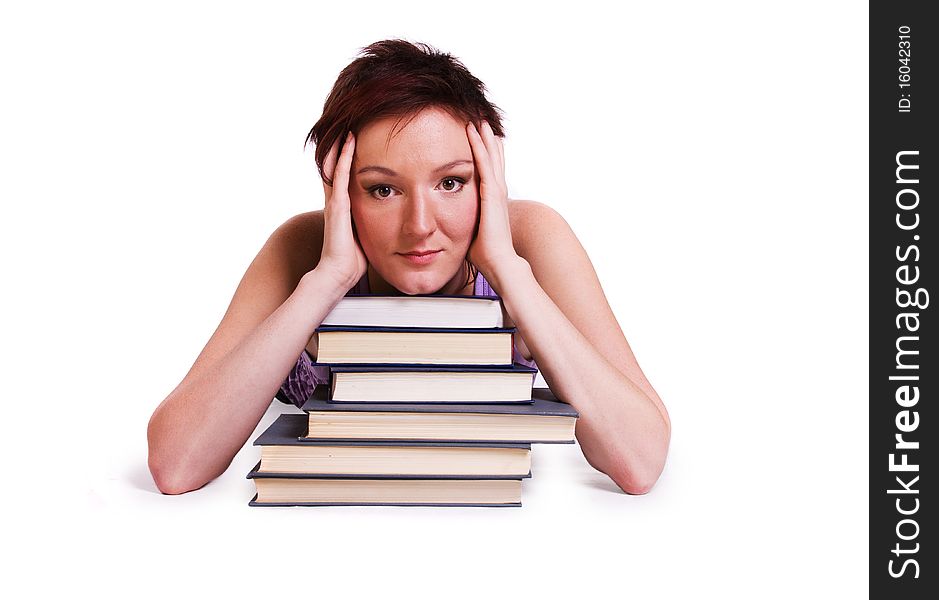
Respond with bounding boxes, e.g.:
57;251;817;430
356;159;473;177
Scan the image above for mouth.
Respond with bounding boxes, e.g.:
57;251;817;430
397;249;443;265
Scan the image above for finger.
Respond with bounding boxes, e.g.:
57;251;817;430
466;122;496;189
322;136;341;186
493;133;505;182
496;135;505;174
479;121;507;186
479;121;502;170
478;122;509;198
331;132;356;207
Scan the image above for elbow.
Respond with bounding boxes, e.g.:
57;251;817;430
609;419;671;495
148;452;206;495
607;459;664;495
612;469;660;495
150;463;199;495
147;414;207;495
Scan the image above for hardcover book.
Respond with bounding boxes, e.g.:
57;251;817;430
300;387;578;443
314;325;516;366
247;467;524;507
321;294;504;328
254;414;532;476
324;363;537;403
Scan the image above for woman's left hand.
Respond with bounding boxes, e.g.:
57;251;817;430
466;121;520;278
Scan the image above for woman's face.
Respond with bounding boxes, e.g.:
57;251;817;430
350;106;479;295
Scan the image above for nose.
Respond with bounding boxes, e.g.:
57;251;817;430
401;189;436;238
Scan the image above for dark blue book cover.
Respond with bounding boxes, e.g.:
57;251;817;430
246;461;531;481
316;325;516;333
247;494;522;508
302;386;577;417
324;363;536;373
320;363;536;404
255;414;534;450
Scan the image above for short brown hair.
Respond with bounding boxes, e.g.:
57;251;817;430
306;39;504;185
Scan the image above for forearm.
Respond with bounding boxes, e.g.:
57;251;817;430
487;257;670;493
147;268;348;494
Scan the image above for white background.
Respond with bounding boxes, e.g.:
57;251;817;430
1;1;868;597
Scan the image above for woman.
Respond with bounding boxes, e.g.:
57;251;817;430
147;40;670;496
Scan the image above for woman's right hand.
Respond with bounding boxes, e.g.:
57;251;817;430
316;132;368;290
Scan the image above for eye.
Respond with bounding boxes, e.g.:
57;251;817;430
439;177;465;192
369;185;395;199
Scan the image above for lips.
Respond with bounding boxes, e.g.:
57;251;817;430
398;249;442;265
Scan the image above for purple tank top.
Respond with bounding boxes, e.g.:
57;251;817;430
277;271;539;408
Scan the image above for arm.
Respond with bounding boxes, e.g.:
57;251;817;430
490;217;670;494
466;122;669;494
147;228;353;495
148;132;365;494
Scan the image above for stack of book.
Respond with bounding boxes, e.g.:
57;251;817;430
247;294;579;507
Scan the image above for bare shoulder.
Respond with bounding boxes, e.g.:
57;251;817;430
507;199;573;260
506;198;588;290
506;199;598;328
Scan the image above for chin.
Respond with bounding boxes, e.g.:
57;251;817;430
394;278;445;295
390;269;452;295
